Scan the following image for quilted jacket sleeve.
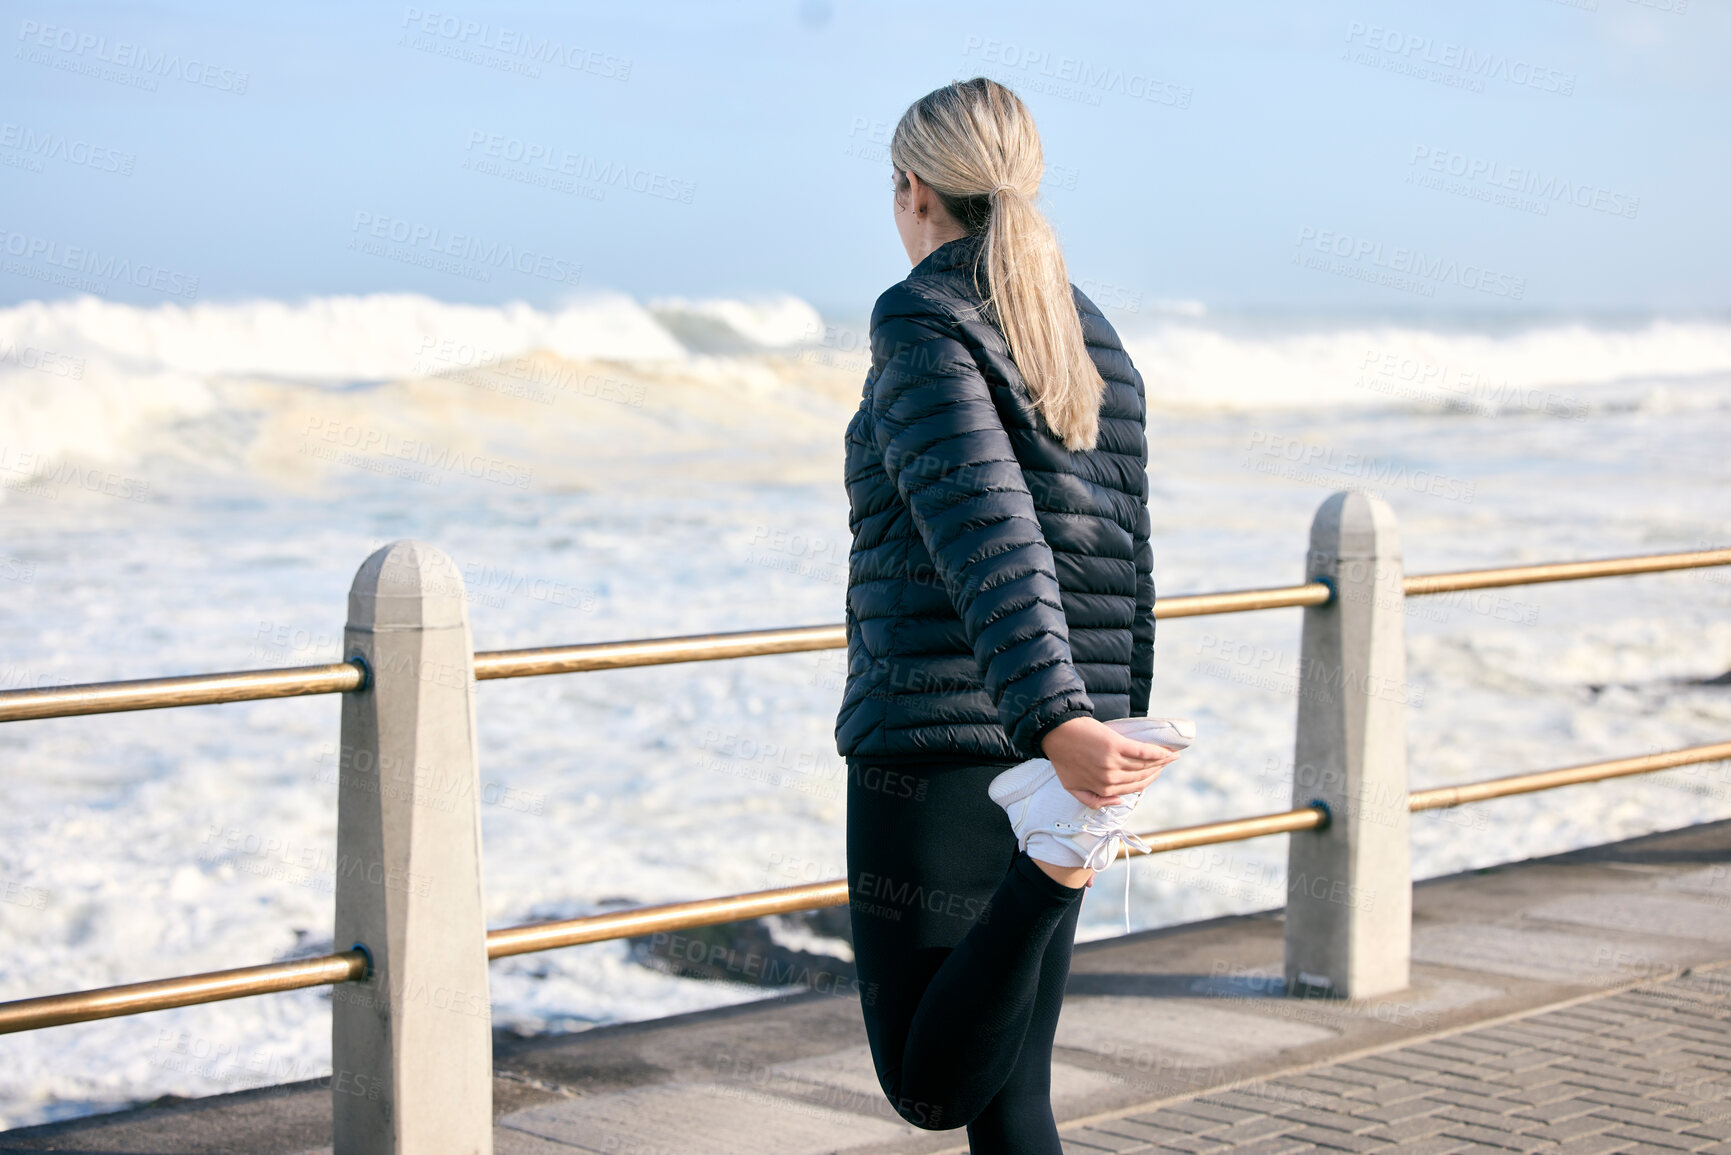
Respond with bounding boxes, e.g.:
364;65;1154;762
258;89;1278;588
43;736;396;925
867;284;1095;757
1130;500;1155;716
1130;370;1155;717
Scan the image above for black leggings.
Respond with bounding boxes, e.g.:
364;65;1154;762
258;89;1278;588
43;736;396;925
846;757;1085;1154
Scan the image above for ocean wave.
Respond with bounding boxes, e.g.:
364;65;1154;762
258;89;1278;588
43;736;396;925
4;293;1730;489
648;295;824;354
0;291;687;382
1119;316;1731;411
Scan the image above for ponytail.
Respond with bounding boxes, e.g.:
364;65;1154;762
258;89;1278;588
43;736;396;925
891;78;1106;451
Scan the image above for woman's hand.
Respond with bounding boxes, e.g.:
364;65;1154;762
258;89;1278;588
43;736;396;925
1040;716;1180;808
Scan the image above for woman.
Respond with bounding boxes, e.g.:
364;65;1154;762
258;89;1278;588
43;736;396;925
837;78;1182;1152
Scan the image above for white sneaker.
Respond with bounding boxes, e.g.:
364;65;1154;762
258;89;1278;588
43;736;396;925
1105;715;1196;751
988;716;1195;925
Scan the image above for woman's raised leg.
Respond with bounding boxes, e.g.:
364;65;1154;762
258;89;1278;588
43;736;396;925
846;758;1085;1139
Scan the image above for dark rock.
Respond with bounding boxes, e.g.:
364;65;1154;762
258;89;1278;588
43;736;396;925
627;908;857;998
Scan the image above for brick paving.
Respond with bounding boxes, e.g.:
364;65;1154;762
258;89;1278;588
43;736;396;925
1061;968;1731;1155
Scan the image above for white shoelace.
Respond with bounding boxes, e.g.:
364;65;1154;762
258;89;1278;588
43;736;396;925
1077;805;1151;931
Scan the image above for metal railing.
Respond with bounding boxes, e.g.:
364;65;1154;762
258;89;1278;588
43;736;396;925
0;497;1726;1148
2;549;1726;725
2;542;1727;1030
4;737;1728;1037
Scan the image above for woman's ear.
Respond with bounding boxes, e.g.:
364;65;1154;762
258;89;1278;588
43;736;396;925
904;170;926;217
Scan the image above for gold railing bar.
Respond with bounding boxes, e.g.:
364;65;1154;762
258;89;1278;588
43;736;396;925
1152;584;1332;619
0;662;366;724
0;587;1339;723
479;810;1331;960
6;549;1730;723
1403;549;1731;597
472;625;848;681
0;950;367;1036
1119;806;1328;857
5;739;1725;1033
1409;741;1731;812
485;880;851;960
469;584;1339;679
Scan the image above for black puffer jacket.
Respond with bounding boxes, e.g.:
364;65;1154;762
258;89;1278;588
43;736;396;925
836;234;1154;764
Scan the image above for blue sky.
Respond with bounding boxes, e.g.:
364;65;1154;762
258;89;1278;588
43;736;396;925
3;0;1727;315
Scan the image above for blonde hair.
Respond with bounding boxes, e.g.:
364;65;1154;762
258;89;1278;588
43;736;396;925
891;77;1106;451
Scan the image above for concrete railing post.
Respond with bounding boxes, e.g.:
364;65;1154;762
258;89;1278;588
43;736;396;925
1285;491;1411;1000
333;541;492;1155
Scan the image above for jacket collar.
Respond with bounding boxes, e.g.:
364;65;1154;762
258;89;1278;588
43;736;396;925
910;232;984;278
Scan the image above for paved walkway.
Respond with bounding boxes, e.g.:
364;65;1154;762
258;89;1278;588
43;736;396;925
5;818;1731;1154
1060;967;1731;1154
